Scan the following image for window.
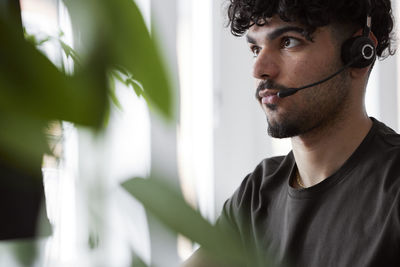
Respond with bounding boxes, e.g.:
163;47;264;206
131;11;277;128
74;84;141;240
20;0;152;265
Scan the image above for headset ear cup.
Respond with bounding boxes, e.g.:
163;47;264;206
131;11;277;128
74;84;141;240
341;36;376;68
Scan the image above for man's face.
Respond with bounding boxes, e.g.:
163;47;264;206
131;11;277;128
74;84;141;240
247;16;352;138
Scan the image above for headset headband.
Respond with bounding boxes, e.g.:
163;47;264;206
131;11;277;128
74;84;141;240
363;0;372;36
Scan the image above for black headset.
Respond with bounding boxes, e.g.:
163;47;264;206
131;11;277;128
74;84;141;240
341;9;376;68
277;3;376;98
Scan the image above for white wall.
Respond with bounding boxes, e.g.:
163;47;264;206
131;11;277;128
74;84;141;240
212;0;275;213
148;0;181;266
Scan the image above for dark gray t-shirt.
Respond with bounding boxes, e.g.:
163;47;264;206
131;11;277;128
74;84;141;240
220;118;400;267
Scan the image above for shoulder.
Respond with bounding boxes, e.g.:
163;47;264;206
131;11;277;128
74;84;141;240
358;118;400;171
364;119;400;197
227;153;293;212
372;118;400;148
368;119;400;173
219;154;292;233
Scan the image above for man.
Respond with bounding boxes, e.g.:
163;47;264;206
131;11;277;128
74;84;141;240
184;0;397;266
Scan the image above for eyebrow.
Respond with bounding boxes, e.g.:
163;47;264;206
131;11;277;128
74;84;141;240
246;26;308;44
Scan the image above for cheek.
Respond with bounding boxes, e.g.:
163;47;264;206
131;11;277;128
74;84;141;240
285;57;312;84
290;54;335;85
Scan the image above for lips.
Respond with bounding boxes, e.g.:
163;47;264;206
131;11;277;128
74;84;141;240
258;89;280;104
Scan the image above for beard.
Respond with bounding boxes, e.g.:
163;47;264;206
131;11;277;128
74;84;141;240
262;68;351;139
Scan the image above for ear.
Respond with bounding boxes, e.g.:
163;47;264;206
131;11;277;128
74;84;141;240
349;29;378;78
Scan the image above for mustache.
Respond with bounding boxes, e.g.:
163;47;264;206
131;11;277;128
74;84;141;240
255;80;290;99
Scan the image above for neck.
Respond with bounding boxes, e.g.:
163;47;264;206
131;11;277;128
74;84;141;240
291;112;372;188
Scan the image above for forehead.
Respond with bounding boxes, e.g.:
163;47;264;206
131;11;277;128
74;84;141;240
247;16;306;41
246;16;332;44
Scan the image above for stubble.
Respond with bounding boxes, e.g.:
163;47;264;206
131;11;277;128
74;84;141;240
265;67;351;139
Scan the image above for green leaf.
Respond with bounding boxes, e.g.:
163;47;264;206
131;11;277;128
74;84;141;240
69;41;110;129
130;252;150;267
110;69;126;85
63;0;174;120
127;79;145;98
37;36;51;46
0;111;49;171
111;66;145;99
122;177;249;266
23;28;38;46
108;73;123;110
105;0;173;119
59;39;82;66
0;15;109;167
10;239;37;266
88;230;100;250
0;17;108;129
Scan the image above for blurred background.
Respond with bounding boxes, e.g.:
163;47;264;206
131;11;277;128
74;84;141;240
1;0;399;266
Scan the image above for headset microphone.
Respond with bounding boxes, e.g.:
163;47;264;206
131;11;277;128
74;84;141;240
277;13;376;99
277;56;360;98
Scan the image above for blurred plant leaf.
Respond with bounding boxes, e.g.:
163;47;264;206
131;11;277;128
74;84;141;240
37;36;52;46
11;239;37;266
122;177;249;266
88;230;100;250
59;39;82;66
24;30;53;56
0;17;108;129
63;0;174;120
110;69;126;85
130;251;150;267
107;72;123;111
0;111;50;170
70;40;110;129
128;79;146;99
112;65;146;99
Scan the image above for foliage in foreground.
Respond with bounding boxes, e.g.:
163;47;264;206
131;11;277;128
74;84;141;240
0;0;270;266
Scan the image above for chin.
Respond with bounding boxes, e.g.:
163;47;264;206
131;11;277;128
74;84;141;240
266;116;303;138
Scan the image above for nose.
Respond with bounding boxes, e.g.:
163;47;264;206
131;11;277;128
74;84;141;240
252;49;280;80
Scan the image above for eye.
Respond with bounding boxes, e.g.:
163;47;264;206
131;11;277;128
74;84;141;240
250;46;261;58
281;37;301;49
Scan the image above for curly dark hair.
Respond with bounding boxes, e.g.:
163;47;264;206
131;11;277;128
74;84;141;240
227;0;395;58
